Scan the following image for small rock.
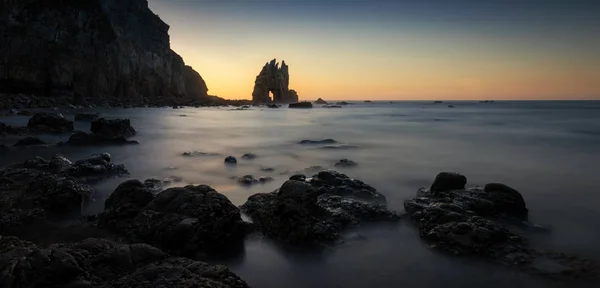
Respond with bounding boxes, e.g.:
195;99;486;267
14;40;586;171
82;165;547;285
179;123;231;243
261;167;275;172
430;172;467;193
299;139;337;145
27;112;74;133
335;159;357;167
225;156;237;164
13;137;46;147
182;151;218;157
289;102;313;109
241;153;257;160
90;118;136;139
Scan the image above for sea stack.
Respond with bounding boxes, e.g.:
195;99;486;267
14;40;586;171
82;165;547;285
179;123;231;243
252;59;299;103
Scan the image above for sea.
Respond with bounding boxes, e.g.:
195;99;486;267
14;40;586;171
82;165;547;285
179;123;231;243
1;100;599;287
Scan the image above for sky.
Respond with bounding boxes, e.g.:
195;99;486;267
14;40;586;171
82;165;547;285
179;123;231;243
148;0;600;100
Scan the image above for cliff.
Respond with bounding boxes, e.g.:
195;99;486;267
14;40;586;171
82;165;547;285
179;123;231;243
252;59;299;103
0;0;208;106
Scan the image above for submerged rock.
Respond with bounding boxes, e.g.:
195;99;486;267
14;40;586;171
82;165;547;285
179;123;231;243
241;170;399;246
267;104;280;108
0;236;249;288
299;139;337;145
335;159;358;167
74;112;101;122
289;102;313;109
90;118;136;139
236;175;274;186
99;183;247;258
13;137;46;147
324;105;342;108
182;151;219;157
27;112;74;133
241;153;257;160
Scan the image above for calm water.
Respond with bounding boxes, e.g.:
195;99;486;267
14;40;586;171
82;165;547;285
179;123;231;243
1;101;600;287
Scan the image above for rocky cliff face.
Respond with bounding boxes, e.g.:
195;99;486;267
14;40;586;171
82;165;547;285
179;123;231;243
0;0;208;106
252;59;299;103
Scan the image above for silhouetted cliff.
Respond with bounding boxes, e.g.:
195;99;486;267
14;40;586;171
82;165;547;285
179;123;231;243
0;0;208;106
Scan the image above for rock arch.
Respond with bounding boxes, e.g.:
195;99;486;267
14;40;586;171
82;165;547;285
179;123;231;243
252;59;299;103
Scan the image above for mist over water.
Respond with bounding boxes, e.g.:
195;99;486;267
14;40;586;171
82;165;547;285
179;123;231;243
1;101;599;287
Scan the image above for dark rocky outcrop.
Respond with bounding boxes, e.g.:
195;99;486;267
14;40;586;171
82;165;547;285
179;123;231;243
13;137;46;147
402;173;600;280
0;153;127;229
252;59;299;103
74;112;101;122
90;118;136;139
0;0;209;106
241;153;257;160
27;112;74;133
0;236;250;288
314;98;328;104
289;102;313;109
241;170;399;246
99;182;247;258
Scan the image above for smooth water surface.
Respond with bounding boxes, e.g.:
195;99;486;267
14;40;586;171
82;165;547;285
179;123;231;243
2;101;599;287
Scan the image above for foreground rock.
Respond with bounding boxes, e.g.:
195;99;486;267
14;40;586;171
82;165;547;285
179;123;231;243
236;175;273;186
0;153;128;229
91;118;137;138
225;156;237;164
241;170;399;246
99;181;247;258
0;236;249;288
27;113;74;133
403;172;599;281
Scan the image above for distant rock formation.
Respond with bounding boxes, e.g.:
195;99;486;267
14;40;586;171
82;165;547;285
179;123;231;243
314;98;328;104
252;59;299;103
0;0;209;106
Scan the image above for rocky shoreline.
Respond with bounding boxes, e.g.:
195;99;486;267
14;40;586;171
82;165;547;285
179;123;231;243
1;115;600;287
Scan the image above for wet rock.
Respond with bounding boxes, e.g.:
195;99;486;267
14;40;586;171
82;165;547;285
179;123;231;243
299;139;337;145
336;101;349;105
99;183;247;258
324;105;342;108
182;151;219;157
225;156;238;164
99;180;155;230
90;118;136;139
15;176;93;216
320;144;358;150
267;104;280;108
66;132;139;146
0;236;249;288
484;183;528;219
13;137;46;147
335;159;358;167
67;153;129;182
27;112;74;133
310;170;387;203
237;175;273;186
314;98;328;105
430;172;467;193
448;105;456;108
49;155;73;173
290;174;306;181
241;153;257;160
241;171;399;246
261;167;275;172
74;112;101;122
401;173;600;280
289;102;313;109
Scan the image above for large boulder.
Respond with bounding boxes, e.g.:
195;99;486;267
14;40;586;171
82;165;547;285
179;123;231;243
241;171;399;246
90;118;136;139
430;172;467;193
99;183;247;258
15;176;93;215
0;236;250;288
314;98;328;104
27;113;74;133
